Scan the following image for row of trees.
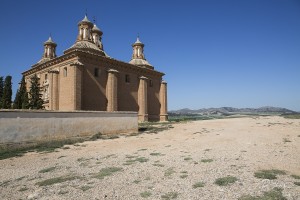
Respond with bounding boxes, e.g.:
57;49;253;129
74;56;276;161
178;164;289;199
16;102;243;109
0;74;44;109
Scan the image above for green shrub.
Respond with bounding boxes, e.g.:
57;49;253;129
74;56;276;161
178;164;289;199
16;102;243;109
254;169;286;180
215;176;237;186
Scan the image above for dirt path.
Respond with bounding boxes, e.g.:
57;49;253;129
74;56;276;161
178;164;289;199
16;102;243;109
1;116;300;199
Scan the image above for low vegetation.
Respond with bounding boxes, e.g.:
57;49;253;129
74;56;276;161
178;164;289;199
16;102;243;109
140;191;152;198
254;169;286;180
281;113;300;119
18;187;28;192
80;185;93;191
161;192;178;199
214;176;237;186
0;138;85;160
184;157;192;161
91;167;122;179
294;182;300;186
150;152;162;156
193;181;205;188
123;157;149;165
283;138;291;143
90;132;119;140
38;166;56;173
138;122;174;133
201;159;213;163
0;131;122;160
164;167;176;177
238;187;287;200
36;175;80;186
291;174;300;179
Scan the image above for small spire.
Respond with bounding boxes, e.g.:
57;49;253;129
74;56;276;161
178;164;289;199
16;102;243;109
45;36;55;44
134;36;142;45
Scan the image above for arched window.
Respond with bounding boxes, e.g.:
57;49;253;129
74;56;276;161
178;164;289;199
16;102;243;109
125;74;130;83
149;80;153;87
94;68;99;77
63;67;67;77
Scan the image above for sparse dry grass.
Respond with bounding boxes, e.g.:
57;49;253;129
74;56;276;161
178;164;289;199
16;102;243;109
254;169;286;180
36;175;80;186
215;176;237;186
238;187;287;200
161;192;178;199
91;167;123;179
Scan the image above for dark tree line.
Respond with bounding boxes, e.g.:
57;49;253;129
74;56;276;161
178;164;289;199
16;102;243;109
0;74;44;109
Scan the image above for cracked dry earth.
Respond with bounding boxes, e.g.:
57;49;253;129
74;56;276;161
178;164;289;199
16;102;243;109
1;116;300;200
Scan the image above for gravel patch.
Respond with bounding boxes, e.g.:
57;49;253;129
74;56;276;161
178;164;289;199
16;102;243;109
0;116;299;199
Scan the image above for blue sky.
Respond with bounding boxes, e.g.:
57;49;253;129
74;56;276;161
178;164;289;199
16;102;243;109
0;0;299;111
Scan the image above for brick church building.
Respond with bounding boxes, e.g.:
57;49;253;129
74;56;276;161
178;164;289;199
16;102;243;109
22;15;168;122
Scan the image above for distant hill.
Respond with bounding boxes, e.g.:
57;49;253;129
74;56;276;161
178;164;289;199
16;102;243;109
169;106;296;115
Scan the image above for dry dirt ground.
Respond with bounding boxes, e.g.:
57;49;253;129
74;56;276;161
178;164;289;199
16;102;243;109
0;116;300;200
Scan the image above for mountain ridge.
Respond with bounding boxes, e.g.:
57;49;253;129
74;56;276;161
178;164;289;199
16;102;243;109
169;106;296;115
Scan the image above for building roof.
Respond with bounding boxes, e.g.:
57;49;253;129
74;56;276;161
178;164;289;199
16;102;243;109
133;37;144;46
129;58;153;69
92;24;103;35
44;36;56;46
78;15;93;25
64;40;108;56
37;57;51;65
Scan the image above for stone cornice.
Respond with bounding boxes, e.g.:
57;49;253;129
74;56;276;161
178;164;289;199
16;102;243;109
22;53;77;76
23;49;165;78
71;50;165;78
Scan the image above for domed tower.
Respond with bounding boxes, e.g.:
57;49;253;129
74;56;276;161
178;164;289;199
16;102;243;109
77;15;93;41
92;24;104;50
64;15;108;57
129;37;153;70
35;36;57;65
43;36;57;59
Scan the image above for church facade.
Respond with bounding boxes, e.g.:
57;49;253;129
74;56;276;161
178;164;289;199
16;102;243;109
22;15;168;122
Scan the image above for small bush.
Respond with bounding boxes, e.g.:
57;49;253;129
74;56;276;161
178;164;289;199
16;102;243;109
124;157;149;165
161;192;178;199
291;174;300;179
140;191;152;198
153;163;165;167
201;159;213;163
38;166;56;173
150;152;161;156
80;185;92;191
254;169;286;180
180;174;188;179
283;138;291;143
215;176;237;186
36;175;79;186
92;167;122;179
164;167;176;177
294;182;300;186
90;132;119;140
18;187;28;192
193;181;205;188
238;187;287;200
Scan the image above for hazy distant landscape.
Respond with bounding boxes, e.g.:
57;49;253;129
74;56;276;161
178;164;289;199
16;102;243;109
168;106;299;121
